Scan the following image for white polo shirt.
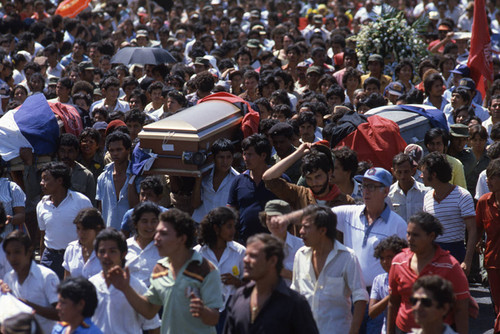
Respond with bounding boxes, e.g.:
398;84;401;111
332;204;407;285
125;238;161;287
62;240;101;279
388;179;430;222
3;261;59;334
37;190;93;250
194;240;245;310
90;272;161;334
475;170;488;200
90;98;130;115
291;241;369;334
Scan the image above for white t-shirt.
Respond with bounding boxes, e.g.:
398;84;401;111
125;237;161;287
475;170;489;200
37;190;93;250
423;186;475;243
90;272;161;334
62;240;101;279
3;262;59;334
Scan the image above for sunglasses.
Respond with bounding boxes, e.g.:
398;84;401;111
409;297;434;307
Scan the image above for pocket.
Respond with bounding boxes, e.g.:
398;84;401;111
323;276;345;298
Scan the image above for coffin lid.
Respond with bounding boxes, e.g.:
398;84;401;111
142;100;242;134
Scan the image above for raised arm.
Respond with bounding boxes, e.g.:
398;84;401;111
262;143;311;181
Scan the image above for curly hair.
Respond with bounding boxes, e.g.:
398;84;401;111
197;207;238;247
374;235;408;259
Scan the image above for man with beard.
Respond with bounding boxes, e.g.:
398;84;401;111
263;142;354;210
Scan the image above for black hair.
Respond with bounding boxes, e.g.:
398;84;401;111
423;72;444;96
302;205;337;241
0;202;6;234
105;131;132;151
59;133;80;151
487;142;500;159
363;77;381;90
408;211;444;238
58;277;99;318
2;313;43;334
41;161;71;189
301;150;333;176
326;84;345;103
374;235;408;259
79;127;101;145
198;207;238;247
333;147;358;179
140;176;163;196
421;152;452;183
101;76;120;90
392;153;414;168
124;109;146;125
73;207;105;231
2;230;32;256
241;133;272;164
297;110;317;127
159;208;196;248
195;71;215;93
273;104;293;119
94;228;128;266
424;128;449;149
132;201;161;226
147;81;165;94
211;138;235;156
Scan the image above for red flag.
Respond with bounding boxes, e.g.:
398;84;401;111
468;0;493;98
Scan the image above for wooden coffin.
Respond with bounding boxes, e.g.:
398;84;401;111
138;100;242;177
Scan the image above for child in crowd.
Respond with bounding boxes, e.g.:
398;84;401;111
369;235;408;334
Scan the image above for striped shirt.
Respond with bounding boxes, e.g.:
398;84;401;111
423;186;475;243
0;178;26;238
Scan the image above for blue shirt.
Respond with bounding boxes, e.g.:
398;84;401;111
227;171;289;243
96;162;139;230
120;204;168;233
52;318;103;334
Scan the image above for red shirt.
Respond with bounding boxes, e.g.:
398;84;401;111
476;192;500;269
389;246;470;332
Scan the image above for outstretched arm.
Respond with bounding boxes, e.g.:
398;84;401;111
107;266;161;319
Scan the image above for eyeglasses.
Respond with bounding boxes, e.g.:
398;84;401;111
361;184;385;192
409;297;434;307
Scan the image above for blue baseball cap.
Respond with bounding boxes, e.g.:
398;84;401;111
354;167;393;187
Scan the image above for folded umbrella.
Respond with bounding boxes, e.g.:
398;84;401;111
111;47;176;65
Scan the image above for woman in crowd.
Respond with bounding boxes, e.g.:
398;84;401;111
387;212;471;334
63;208;104;279
125;201;161;287
194;206;245;334
395;59;415;92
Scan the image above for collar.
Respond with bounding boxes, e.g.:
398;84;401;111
359;203;391;223
243;278;291;297
313;183;341;201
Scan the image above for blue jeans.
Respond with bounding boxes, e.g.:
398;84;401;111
40;248;65;280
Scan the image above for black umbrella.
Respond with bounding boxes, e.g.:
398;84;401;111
111;47;176;65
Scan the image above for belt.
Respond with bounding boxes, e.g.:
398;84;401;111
46;247;66;254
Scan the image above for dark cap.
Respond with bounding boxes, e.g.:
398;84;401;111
264;199;292;216
247;39;262;49
250;9;260;18
368;54;383;64
458;77;476;91
449;64;470;77
449;123;470;137
194;57;210;67
306;66;322;75
136;30;148;38
385;81;405;96
78;61;95;70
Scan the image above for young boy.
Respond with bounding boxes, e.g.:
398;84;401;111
124;108;146;145
1;230;59;334
91;77;130;115
144;81;165;114
368;235;408;334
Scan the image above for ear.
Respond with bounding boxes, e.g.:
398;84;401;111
76;299;85;313
319;226;327;237
268;254;278;269
391;167;395;176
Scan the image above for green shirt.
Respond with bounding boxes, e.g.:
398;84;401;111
145;251;223;334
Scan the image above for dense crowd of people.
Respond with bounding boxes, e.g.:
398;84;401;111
0;0;499;333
